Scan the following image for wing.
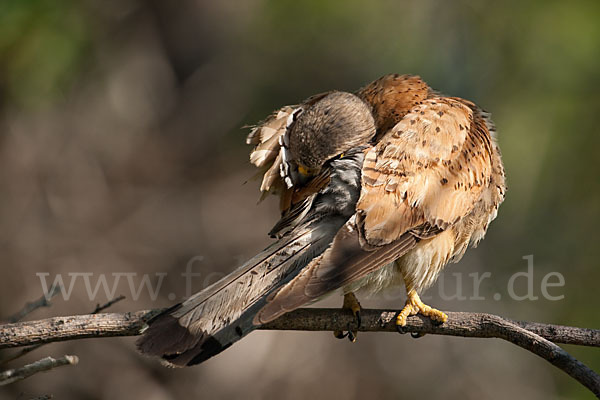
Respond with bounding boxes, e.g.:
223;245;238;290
357;74;432;139
255;97;496;322
254;220;417;324
357;97;492;245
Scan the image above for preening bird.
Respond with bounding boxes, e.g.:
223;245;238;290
136;74;506;366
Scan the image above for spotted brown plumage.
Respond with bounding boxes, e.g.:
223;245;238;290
136;74;506;366
358;74;432;139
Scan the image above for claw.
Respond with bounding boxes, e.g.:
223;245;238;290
334;330;348;339
395;289;447;333
395;321;424;338
396;324;407;335
333;292;362;342
354;309;362;330
347;326;356;343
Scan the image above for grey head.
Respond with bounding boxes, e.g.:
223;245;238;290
287;91;376;177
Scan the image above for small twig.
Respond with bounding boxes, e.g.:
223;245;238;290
5;285;62;323
92;295;126;314
0;344;44;366
0;355;78;386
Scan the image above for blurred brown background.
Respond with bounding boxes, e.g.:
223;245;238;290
0;0;599;399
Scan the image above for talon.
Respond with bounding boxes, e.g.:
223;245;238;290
332;292;362;342
334;330;348;340
395;302;414;329
347;325;356;343
396;324;407;335
395;289;447;333
354;309;362;330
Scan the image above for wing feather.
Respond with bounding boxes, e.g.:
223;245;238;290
254;220;417;324
357;97;493;245
357;74;431;138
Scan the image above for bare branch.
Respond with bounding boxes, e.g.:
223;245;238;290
0;308;598;396
0;295;128;365
261;309;600;347
0;311;158;349
0;355;78;386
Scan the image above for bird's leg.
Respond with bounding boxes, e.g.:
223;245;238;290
396;284;447;335
333;292;362;342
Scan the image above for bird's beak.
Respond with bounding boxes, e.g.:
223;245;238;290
297;164;320;177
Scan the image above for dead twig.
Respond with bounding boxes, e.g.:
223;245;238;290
0;355;78;386
92;295;126;314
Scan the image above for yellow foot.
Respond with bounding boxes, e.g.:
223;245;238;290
333;292;362;342
396;290;447;334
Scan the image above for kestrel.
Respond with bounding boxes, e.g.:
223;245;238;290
137;74;506;366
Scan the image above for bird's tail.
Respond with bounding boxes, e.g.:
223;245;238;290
136;222;340;366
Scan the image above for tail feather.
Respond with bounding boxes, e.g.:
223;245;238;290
136;222;342;366
137;146;366;366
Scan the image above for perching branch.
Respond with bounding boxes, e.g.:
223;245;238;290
0;295;129;392
0;310;160;349
261;308;600;347
0;309;598;397
0;295;127;365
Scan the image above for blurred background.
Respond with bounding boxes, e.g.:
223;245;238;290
0;0;599;399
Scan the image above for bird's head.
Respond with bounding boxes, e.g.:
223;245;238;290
287;91;376;179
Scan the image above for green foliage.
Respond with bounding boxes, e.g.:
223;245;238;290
0;0;90;108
